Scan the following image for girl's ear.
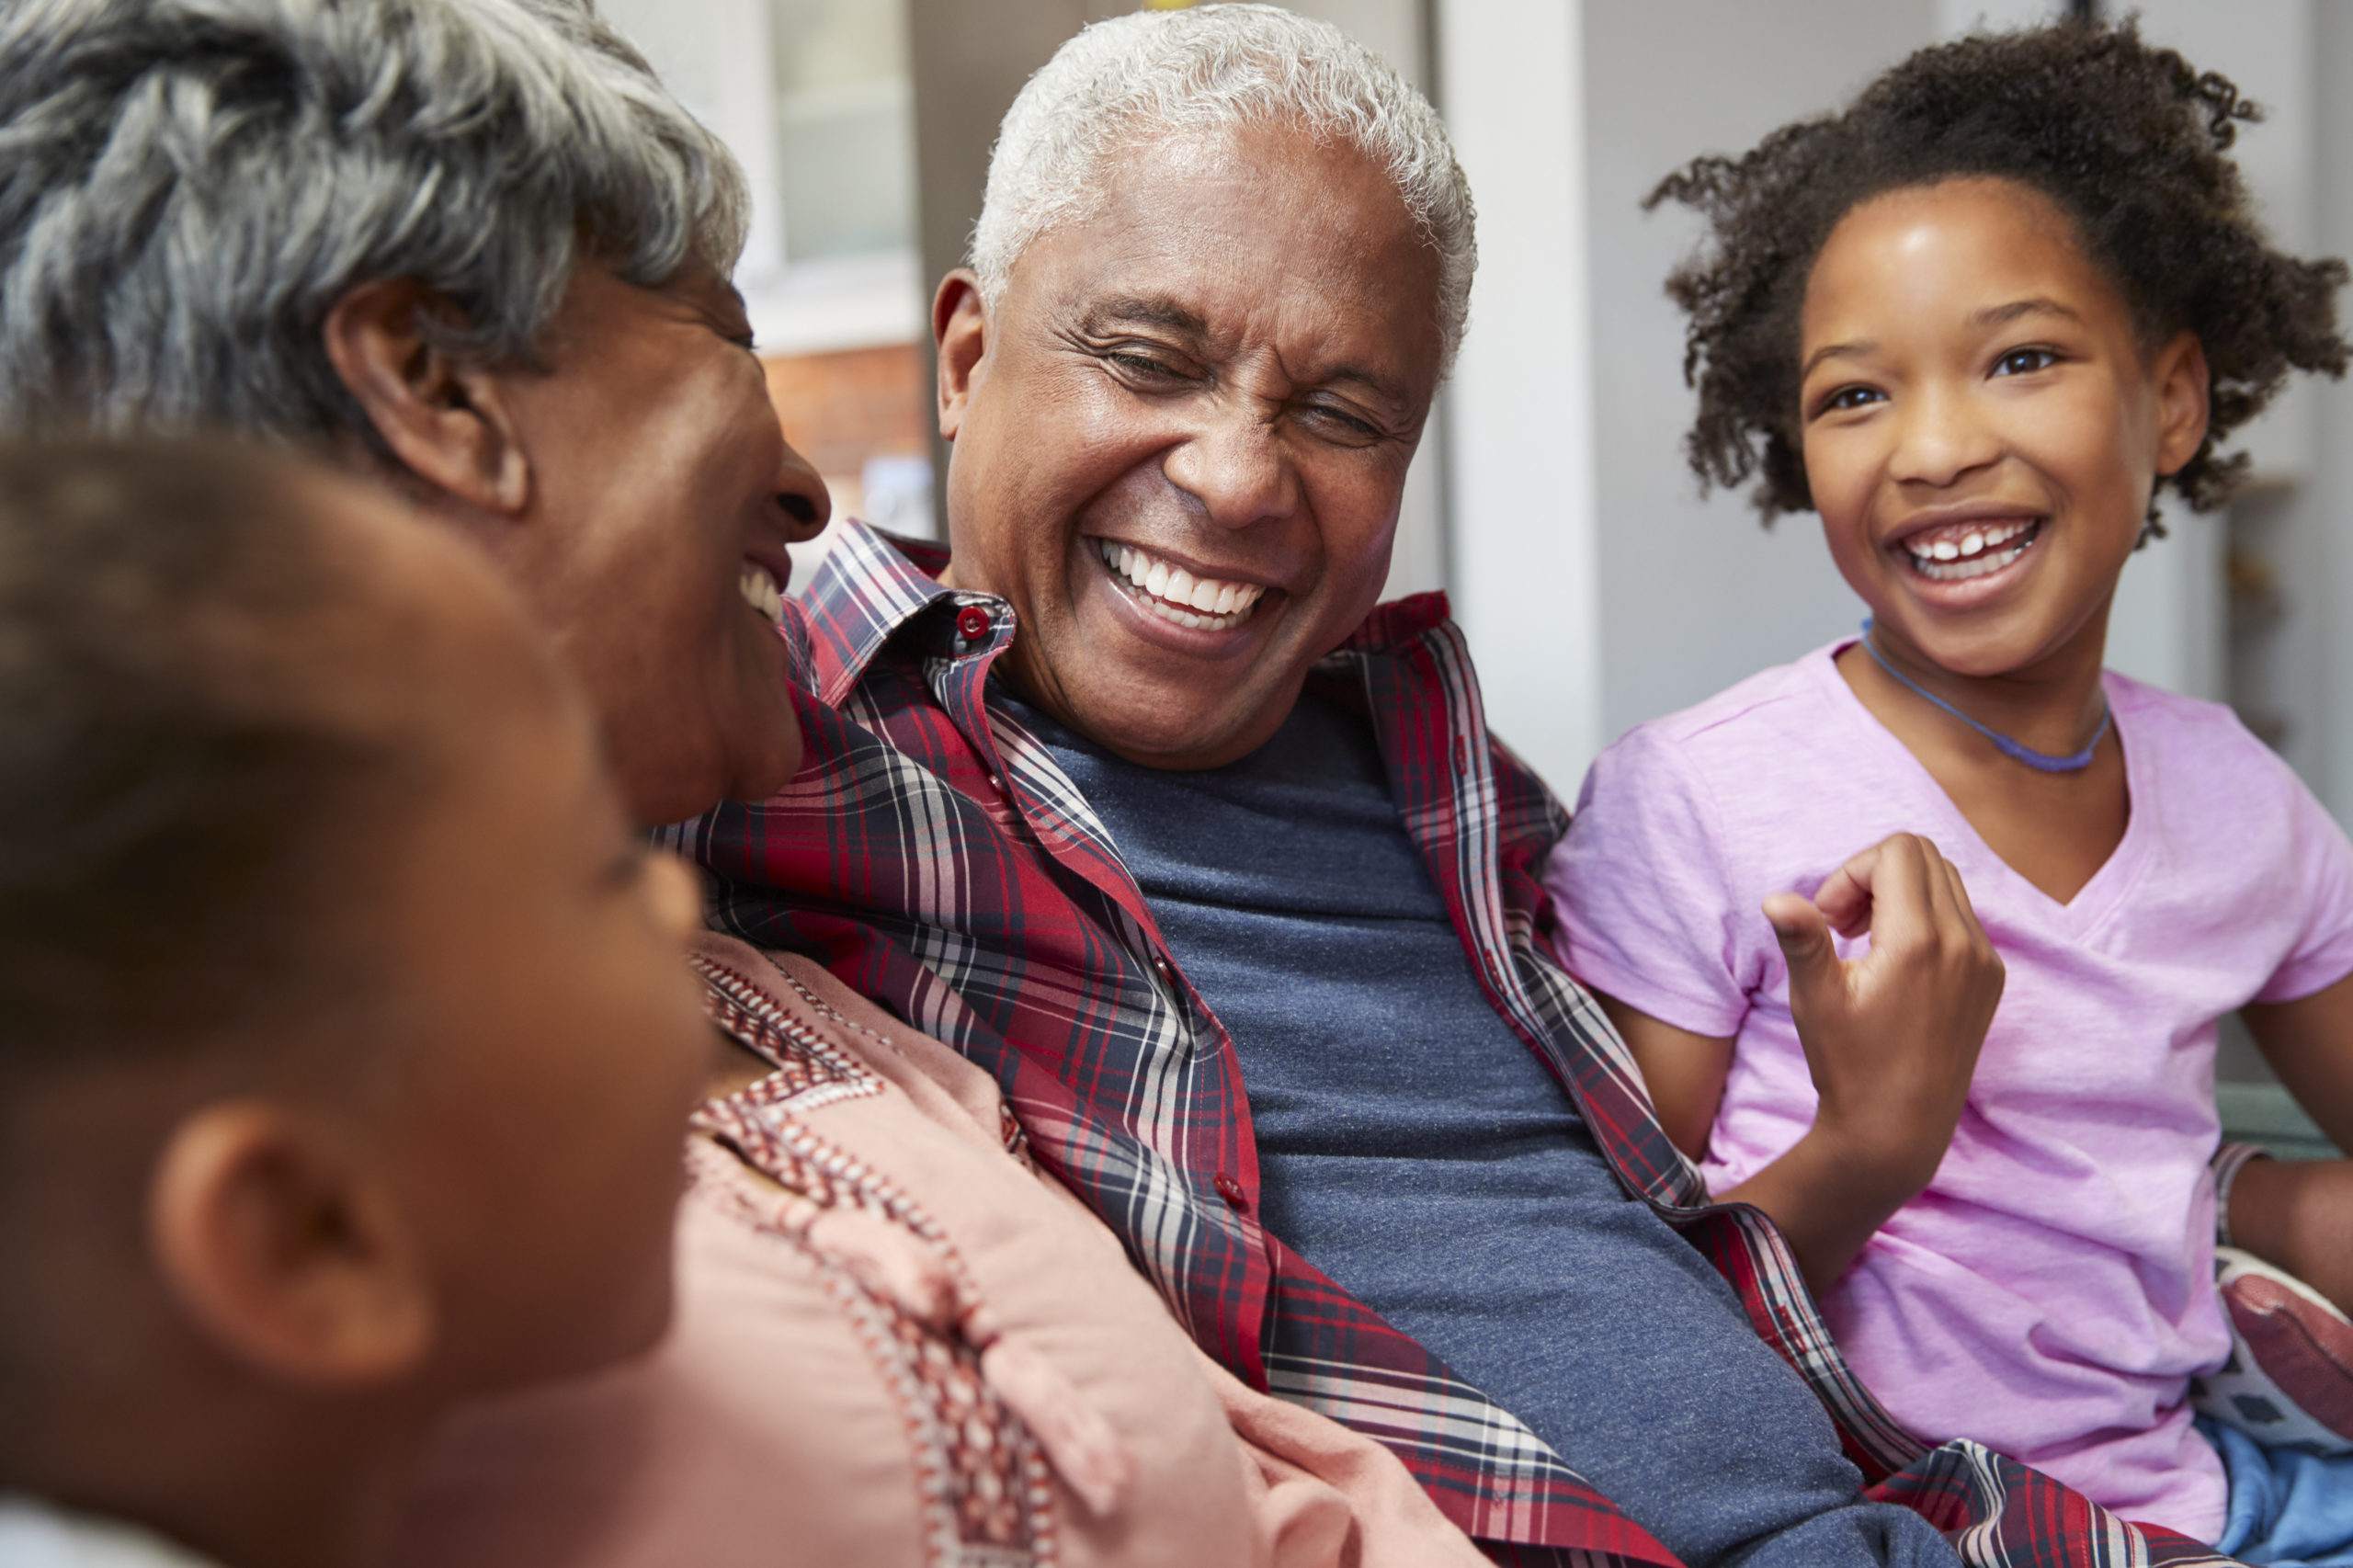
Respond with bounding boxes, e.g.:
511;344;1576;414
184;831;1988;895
321;279;533;518
2152;330;2211;478
146;1100;437;1390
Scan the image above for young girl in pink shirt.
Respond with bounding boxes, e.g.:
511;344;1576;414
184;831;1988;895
1548;22;2353;1556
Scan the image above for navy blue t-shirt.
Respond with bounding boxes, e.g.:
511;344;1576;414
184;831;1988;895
1007;684;1955;1568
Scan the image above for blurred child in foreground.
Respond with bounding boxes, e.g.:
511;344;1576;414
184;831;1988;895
0;438;711;1568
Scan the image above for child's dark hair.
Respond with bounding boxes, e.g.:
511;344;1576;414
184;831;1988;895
1650;19;2350;526
0;438;416;1069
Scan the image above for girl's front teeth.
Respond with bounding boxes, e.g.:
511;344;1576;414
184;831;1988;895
1904;519;2040;582
1098;540;1267;631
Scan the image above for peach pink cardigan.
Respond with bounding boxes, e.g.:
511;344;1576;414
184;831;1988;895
392;934;1484;1568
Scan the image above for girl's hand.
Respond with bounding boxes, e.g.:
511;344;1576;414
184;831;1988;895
1770;834;2006;1199
1720;834;2006;1291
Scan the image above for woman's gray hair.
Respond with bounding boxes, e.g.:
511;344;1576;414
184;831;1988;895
972;4;1474;373
0;0;746;441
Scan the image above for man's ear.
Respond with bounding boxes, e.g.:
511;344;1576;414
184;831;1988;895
934;270;990;443
2152;329;2212;478
147;1101;435;1391
322;279;531;517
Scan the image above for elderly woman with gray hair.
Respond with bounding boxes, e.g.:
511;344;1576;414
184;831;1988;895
0;2;1483;1565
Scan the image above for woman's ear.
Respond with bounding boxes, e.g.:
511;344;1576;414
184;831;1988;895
146;1101;436;1391
2153;329;2212;478
322;279;532;517
934;269;990;443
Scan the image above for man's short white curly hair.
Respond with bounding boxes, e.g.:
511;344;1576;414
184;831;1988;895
971;4;1474;375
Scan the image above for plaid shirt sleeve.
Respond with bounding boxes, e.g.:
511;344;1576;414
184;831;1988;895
674;518;2233;1568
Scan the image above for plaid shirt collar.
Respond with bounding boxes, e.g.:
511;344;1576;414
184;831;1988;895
798;521;953;705
704;517;2224;1568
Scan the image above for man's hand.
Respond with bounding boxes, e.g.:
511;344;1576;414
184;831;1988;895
1721;834;2005;1291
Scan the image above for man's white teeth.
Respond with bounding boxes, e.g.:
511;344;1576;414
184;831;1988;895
738;562;785;625
1904;519;2039;583
1098;540;1267;631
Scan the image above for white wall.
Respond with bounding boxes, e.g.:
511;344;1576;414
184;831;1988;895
2260;0;2353;825
1935;0;2060;34
2307;4;2353;825
1578;0;1934;754
1437;0;1604;792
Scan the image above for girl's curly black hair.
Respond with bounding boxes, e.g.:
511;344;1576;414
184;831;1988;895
1650;19;2349;528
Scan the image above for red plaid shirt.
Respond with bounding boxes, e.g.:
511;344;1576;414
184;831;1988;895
673;518;2225;1568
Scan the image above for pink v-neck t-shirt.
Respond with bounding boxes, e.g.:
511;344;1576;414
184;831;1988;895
1544;642;2353;1544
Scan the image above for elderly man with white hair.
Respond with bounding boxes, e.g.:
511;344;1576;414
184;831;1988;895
687;7;2215;1568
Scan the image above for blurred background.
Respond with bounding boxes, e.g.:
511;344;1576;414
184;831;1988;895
599;0;2353;1141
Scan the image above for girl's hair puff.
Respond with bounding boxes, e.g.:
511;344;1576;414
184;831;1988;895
1650;19;2349;528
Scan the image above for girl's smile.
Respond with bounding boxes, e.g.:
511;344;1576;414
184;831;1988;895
1796;176;2209;683
1888;505;2043;597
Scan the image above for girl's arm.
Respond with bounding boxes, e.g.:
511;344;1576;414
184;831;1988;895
1604;835;2006;1297
1592;997;1732;1160
2230;973;2353;1312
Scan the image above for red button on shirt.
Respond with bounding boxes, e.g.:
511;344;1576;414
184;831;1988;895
1212;1174;1250;1211
955;606;991;641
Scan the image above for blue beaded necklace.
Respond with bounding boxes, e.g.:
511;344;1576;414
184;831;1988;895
1857;618;2109;774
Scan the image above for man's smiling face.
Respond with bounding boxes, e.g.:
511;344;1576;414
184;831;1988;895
934;120;1444;769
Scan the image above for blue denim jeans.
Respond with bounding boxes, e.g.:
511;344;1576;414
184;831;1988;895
2203;1416;2353;1565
